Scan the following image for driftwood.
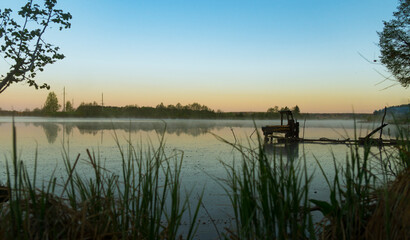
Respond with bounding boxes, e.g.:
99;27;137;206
300;138;351;144
362;124;388;140
274;137;399;146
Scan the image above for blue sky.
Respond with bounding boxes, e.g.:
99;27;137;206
0;0;408;112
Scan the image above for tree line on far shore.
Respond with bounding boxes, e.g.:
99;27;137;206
3;91;392;121
0;91;307;119
0;91;375;120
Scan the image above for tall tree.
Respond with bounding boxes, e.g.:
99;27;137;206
292;105;301;114
42;91;60;112
0;0;71;93
267;106;279;113
378;0;410;87
65;100;74;112
280;106;290;111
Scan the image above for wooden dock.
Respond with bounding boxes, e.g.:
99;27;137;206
262;108;405;146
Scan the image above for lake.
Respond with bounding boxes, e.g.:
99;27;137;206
0;117;398;238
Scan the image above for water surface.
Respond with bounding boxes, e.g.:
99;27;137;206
0;117;398;238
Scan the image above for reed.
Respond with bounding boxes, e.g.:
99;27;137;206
0;122;201;239
214;129;315;239
218;122;409;239
0;120;408;239
308;123;409;240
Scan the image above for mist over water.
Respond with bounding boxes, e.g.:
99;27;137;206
0;117;400;237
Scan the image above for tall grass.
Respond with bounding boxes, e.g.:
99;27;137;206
311;142;377;239
310;123;409;240
215;131;315;239
218;123;409;239
0;123;201;239
1;120;408;239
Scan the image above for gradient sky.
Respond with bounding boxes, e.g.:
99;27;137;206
0;0;409;113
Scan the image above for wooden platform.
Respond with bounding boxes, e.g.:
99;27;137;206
262;110;299;141
262;108;405;146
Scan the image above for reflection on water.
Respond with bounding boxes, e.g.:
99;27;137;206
4;120;402;139
264;143;299;160
1;117;402;139
5;120;268;138
0;117;403;239
71;121;217;137
65;124;74;135
33;122;61;144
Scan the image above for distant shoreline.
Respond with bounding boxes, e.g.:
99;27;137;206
2;103;406;121
0;110;374;120
2;103;408;123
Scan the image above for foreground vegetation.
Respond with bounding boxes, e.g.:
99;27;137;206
0;122;409;239
216;123;409;239
0;124;201;239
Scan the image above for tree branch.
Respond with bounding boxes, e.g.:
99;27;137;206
16;0;32;59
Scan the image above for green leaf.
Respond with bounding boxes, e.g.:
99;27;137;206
310;199;334;216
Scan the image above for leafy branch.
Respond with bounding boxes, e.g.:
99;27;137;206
0;0;71;93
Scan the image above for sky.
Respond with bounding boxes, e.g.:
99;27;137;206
0;0;409;113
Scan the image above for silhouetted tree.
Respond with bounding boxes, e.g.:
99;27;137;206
156;102;165;109
0;0;72;93
186;102;211;111
42;91;60;112
378;0;409;87
176;103;183;109
75;102;102;116
267;106;279;113
65;101;75;112
292;105;300;114
167;104;176;109
280;106;290;111
188;103;202;111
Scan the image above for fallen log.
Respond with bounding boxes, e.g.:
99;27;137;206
272;137;402;146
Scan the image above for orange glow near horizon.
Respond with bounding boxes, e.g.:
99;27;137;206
0;82;408;114
0;0;409;115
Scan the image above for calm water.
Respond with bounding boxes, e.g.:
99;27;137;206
0;117;399;238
